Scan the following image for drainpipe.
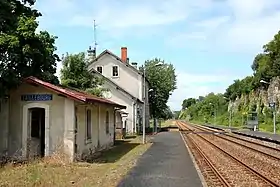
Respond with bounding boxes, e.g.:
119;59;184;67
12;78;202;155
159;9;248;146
132;101;136;134
97;105;100;148
113;109;116;145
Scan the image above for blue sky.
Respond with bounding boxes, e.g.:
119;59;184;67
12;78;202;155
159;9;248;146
34;0;280;111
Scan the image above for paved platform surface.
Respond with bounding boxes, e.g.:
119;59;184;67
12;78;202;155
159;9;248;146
204;124;239;131
233;130;280;142
117;132;203;187
203;123;280;143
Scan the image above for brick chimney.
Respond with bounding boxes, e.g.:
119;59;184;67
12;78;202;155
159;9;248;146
121;47;127;63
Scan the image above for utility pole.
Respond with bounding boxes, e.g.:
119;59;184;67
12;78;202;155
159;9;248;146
273;108;276;134
214;108;217;126
142;69;146;144
229;108;232;128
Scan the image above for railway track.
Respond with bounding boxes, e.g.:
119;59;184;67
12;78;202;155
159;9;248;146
191;124;280;159
177;121;280;187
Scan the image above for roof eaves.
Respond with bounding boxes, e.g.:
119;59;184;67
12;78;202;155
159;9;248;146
90;69;141;101
24;76;126;107
85;98;126;109
24;76;87;103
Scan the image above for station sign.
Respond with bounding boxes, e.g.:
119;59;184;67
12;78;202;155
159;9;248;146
21;94;53;101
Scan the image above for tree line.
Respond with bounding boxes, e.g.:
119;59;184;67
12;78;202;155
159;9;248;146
1;0;177;120
179;30;280;132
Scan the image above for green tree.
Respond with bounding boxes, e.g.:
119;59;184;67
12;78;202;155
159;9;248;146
161;106;173;120
182;98;196;109
60;52;105;96
173;111;181;119
180;94;228;124
142;58;177;119
0;0;59;97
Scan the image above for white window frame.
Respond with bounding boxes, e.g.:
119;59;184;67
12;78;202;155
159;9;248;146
96;66;103;74
112;65;119;77
85;108;92;143
105;110;110;134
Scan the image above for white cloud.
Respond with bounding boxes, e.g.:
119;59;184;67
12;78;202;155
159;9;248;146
167;0;280;53
69;4;188;29
221;12;280;52
227;0;280;19
195;16;230;30
34;0;221;30
35;0;191;29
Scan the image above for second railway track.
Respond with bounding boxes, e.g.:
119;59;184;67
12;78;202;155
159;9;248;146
178;121;280;187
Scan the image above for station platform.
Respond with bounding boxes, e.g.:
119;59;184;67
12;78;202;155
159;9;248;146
233;130;280;143
117;131;204;187
203;124;280;144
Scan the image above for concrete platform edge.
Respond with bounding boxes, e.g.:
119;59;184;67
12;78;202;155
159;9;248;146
179;132;208;187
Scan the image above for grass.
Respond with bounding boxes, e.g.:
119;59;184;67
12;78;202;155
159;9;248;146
0;137;152;187
160;120;177;128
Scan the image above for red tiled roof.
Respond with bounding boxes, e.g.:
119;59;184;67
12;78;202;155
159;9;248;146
24;76;126;109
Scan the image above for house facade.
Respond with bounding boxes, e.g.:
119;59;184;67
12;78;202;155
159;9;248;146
90;68;144;133
0;77;126;161
87;47;150;134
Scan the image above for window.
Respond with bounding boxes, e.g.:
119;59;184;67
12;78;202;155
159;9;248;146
106;111;109;134
86;109;92;140
97;66;103;74
112;66;119;77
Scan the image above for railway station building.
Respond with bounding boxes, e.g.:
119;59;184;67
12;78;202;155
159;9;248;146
0;76;126;162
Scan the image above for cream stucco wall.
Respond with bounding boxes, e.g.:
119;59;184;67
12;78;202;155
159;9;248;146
8;83;66;158
89;54;144;100
75;103;115;158
88;53;151;131
0;83;117;162
101;81;136;133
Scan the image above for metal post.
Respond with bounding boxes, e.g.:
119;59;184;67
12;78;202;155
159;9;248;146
155;119;157;133
272;95;276;134
273;110;276;134
229;109;232;128
214;109;216;126
142;69;146;144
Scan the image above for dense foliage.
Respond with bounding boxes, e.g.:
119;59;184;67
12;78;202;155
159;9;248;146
0;0;59;97
60;52;105;96
179;30;280;132
141;58;177;120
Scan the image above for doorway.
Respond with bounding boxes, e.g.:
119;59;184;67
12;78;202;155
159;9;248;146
29;108;45;158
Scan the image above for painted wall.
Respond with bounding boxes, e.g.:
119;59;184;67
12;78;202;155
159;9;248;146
88;54;143;100
1;83;117;161
8;83;65;158
75;103;115;158
100;80;136;133
88;53;151;129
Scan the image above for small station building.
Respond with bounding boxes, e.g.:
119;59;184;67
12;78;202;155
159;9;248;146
0;76;126;161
